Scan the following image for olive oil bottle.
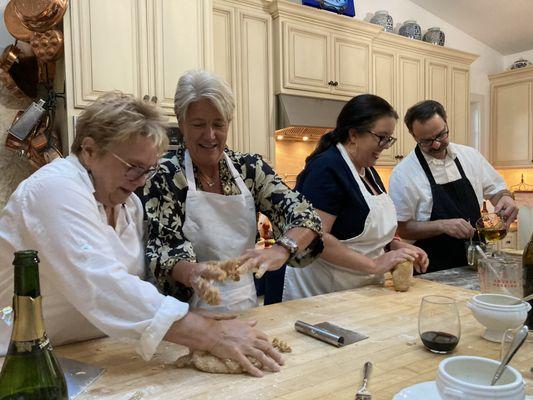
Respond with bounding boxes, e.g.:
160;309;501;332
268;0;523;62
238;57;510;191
0;250;68;400
524;233;533;328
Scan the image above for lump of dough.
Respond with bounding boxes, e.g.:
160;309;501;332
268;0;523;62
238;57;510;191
392;260;413;292
176;350;262;374
175;337;291;374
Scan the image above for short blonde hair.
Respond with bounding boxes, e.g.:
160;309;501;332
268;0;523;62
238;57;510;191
174;70;235;124
71;92;169;155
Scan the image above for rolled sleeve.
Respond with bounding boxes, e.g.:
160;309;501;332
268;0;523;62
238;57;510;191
137;296;188;360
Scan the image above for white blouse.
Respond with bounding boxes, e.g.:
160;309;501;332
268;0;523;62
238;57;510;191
0;155;188;360
389;143;507;222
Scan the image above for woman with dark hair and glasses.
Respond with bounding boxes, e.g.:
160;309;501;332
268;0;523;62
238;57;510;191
283;94;428;300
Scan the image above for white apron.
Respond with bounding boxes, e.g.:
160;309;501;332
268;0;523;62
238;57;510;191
182;150;258;312
283;143;398;300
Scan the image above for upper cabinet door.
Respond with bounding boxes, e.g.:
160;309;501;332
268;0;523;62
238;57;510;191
398;54;424;158
331;35;369;96
69;0;149;107
283;22;330;94
238;9;274;162
151;0;212;113
492;81;533;166
372;49;397;166
450;66;470;146
212;3;237;150
425;59;449;109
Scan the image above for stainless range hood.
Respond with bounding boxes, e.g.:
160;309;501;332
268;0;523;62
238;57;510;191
276;94;346;141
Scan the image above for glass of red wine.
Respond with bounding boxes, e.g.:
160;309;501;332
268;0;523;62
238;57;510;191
418;295;461;354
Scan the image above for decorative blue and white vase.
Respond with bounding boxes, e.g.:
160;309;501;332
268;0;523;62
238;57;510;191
370;10;393;33
510;58;532;70
398;20;422;40
423;27;445;46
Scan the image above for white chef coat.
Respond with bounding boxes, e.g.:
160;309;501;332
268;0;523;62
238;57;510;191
0;155;188;359
283;143;397;300
389;143;507;222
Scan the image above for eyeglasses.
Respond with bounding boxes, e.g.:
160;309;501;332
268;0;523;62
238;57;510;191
110;152;158;180
416;127;449;147
368;131;397;149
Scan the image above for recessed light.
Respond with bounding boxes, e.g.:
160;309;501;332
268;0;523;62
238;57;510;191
302;136;309;141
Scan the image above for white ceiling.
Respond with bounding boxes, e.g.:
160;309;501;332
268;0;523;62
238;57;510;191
409;0;533;55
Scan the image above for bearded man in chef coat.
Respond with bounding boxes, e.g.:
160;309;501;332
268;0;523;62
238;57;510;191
389;100;518;272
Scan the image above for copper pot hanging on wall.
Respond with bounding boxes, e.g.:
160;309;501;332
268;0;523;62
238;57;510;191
4;1;32;41
13;0;68;33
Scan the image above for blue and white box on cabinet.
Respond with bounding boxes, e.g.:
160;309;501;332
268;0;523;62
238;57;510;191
302;0;355;17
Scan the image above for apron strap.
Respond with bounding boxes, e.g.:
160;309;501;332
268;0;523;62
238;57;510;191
223;153;248;195
184;150;197;191
336;143;372;200
454;156;468;180
184;150;249;195
415;146;437;186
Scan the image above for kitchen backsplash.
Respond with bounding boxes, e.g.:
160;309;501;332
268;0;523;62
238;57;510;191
275;140;532;193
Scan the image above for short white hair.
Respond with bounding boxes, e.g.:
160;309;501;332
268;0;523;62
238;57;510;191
174;70;235;124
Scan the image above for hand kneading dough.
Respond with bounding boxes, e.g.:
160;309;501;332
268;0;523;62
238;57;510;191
176;338;291;374
392;260;413;292
176;350;262;374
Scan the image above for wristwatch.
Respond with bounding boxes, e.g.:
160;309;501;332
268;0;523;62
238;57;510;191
276;235;299;258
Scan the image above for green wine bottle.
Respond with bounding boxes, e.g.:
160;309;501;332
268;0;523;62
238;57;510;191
523;232;533;328
0;250;68;400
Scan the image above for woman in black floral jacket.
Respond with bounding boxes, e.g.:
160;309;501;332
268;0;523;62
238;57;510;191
141;70;322;312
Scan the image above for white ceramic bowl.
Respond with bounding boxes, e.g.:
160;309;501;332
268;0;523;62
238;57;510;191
467;294;531;342
437;356;525;400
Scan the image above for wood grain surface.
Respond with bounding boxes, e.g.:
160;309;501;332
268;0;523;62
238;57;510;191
2;279;532;399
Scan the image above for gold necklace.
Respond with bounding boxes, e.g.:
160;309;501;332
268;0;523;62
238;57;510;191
198;171;217;188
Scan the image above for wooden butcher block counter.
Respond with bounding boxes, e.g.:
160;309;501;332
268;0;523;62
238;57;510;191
5;280;533;399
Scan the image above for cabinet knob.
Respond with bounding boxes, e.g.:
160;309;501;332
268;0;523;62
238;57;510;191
398;155;404;159
142;94;150;102
328;80;335;86
333;81;339;86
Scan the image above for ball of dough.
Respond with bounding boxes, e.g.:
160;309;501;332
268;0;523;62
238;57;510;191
392;260;413;292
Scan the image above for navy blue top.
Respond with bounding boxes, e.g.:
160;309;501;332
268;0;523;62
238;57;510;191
296;145;386;240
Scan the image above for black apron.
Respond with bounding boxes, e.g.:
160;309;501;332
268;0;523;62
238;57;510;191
413;146;481;272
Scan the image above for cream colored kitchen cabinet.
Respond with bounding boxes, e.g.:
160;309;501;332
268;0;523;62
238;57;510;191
212;0;274;162
425;59;470;146
64;0;212;114
372;49;397;165
397;53;424;159
271;1;376;100
489;67;533;167
370;32;476;166
278;22;370;98
371;50;423;165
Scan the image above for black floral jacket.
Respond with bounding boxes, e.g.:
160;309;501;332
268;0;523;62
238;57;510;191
140;141;322;301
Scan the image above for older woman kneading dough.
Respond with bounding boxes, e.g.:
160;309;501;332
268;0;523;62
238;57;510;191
283;94;429;300
142;70;322;312
0;92;283;377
